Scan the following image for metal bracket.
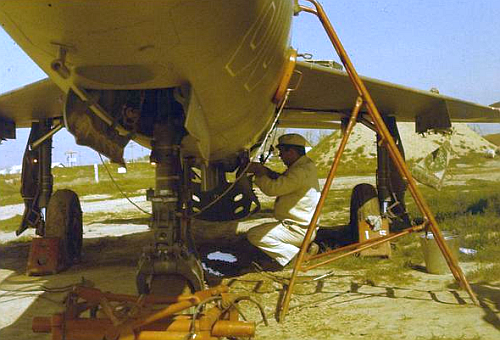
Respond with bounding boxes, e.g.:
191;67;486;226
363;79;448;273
29;123;63;150
50;44;74;79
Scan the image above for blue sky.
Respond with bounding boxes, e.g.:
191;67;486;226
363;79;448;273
293;0;500;104
1;1;500;168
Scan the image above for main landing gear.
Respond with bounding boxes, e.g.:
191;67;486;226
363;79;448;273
20;120;83;273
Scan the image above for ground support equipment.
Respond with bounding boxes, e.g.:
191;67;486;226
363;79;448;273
278;0;479;321
32;285;256;340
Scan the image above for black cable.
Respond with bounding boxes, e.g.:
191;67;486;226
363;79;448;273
98;153;152;215
233;296;268;327
190;90;291;217
186;296;223;340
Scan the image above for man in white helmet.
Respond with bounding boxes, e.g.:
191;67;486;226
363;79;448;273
246;133;320;269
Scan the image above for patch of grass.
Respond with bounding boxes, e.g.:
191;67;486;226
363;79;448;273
403;181;500;277
0;214;22;232
407;182;500;221
467;263;500;284
353;146;365;155
322;190;351;210
307;131;340;161
314;179;500;286
449;152;488;167
0;174;22;205
53;162;155;199
436;211;500;262
484;133;500;146
0;162;155;208
362;263;416;286
308;131;378;176
314;157;377;178
421;336;481;340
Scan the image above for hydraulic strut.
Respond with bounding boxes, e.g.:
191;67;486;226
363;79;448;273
18;120;54;236
136;89;204;296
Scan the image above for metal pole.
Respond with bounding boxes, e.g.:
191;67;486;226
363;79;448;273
280;0;479;317
94;164;99;183
303;224;425;271
306;222;425;263
29;123;63;150
279;96;363;321
304;0;471;294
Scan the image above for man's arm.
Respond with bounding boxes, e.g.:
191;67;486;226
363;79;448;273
246;162;280;179
253;165;305;197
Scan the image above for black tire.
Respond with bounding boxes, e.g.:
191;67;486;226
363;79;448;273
349;184;380;242
45;189;83;266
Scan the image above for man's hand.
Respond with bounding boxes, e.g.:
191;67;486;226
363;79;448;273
247;162;281;179
246;162;268;177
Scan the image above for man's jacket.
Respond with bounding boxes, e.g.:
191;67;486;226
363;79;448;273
255;155;320;227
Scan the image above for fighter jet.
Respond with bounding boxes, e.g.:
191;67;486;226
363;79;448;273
1;0;499;295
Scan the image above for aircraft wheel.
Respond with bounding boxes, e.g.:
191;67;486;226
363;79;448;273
45;189;83;266
349;183;380;242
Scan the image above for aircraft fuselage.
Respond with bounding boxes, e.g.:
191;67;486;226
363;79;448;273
0;0;295;161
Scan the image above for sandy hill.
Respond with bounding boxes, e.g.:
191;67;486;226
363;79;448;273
484;133;500;147
309;123;496;167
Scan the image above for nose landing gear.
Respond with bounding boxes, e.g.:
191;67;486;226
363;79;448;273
136;94;204;296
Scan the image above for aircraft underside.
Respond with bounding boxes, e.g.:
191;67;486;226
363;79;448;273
19;84;269;294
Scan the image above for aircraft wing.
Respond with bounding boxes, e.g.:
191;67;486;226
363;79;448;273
2;61;499;134
0;78;65;129
282;61;500;132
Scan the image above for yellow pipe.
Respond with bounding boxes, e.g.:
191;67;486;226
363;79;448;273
279;96;363;322
305;0;476;304
303;225;424;271
279;0;479;320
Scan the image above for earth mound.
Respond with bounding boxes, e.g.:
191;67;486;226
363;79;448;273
309;123;496;169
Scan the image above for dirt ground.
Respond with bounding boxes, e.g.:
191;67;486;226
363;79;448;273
1;172;500;339
1;226;499;339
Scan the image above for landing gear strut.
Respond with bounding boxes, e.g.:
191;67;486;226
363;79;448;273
18;120;54;236
376;116;411;230
136;89;204;296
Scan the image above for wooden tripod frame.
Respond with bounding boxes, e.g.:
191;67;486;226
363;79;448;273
278;0;479;321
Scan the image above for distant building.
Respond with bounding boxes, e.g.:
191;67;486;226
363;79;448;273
65;150;78;167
